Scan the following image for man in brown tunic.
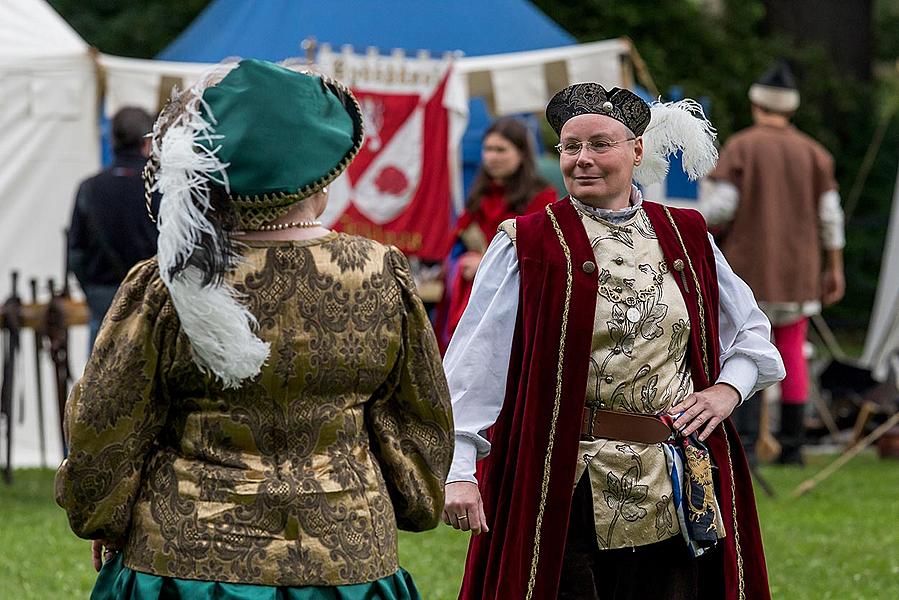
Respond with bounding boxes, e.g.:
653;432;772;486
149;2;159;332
700;60;845;464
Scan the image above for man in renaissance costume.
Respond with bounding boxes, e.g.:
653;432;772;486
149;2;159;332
700;60;845;465
443;84;785;599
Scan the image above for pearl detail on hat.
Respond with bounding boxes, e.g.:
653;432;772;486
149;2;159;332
602;101;614;112
252;220;323;231
232;220;324;234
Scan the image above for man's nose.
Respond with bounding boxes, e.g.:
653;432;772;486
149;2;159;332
576;149;595;167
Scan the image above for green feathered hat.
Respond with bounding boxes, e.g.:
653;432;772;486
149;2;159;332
143;59;365;388
199;59;364;228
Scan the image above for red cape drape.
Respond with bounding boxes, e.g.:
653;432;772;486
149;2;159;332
459;198;770;600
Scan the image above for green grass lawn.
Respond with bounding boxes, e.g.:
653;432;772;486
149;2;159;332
2;454;896;599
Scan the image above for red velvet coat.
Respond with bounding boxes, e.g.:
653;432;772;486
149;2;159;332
459;198;769;600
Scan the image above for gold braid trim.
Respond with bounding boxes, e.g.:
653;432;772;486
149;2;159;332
526;205;573;600
722;425;746;599
143;160;157;223
662;206;711;383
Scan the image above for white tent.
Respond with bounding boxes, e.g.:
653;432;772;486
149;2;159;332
861;162;899;388
0;0;97;467
99;38;634;116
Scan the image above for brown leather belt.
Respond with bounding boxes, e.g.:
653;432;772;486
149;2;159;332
581;408;673;444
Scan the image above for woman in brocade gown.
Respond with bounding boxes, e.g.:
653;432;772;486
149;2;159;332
56;59;453;600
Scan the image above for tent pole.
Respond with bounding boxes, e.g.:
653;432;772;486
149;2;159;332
844;99;897;221
622;37;659;97
301;37;317;65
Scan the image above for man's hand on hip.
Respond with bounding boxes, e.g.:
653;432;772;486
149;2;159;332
443;481;489;535
668;383;741;441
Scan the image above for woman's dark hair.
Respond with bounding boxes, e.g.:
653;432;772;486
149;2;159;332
166;184;239;287
465;117;549;214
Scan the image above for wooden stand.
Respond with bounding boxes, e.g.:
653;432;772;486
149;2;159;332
1;297;87;480
792;411;899;498
1;299;89;331
756;389;781;463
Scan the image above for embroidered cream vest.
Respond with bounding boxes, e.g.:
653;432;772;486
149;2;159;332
573;207;694;549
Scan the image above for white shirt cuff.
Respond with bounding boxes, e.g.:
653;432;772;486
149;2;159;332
819;189;846;250
698;179;739;226
446;434;479;484
716;354;759;405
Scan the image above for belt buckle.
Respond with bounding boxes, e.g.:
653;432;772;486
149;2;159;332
581;401;601;442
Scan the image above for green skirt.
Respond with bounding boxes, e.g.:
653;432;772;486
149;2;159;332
92;554;422;600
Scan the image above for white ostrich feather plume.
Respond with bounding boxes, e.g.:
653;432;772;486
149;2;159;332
151;68;269;388
166;267;269;389
634;99;718;186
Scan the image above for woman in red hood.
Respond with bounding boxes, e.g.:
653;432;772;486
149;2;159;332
436;117;556;351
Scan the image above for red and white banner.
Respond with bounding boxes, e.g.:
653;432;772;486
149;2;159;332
322;69;465;260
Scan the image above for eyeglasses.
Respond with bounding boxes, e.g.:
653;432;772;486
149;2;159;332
555;137;637;156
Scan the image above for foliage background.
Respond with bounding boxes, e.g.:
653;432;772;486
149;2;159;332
48;0;899;339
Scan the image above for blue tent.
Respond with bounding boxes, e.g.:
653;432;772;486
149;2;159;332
159;0;575;61
157;0;576;203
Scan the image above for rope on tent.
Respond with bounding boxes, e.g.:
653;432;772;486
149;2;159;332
623;36;659;98
844;97;898;221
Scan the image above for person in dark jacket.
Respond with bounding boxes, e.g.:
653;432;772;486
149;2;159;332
68;106;158;349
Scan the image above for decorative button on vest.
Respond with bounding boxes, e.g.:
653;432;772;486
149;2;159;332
614;256;624;265
604;375;614;384
673;258;685;272
582;261;597;274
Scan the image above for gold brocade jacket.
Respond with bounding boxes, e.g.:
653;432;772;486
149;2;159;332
55;232;454;587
